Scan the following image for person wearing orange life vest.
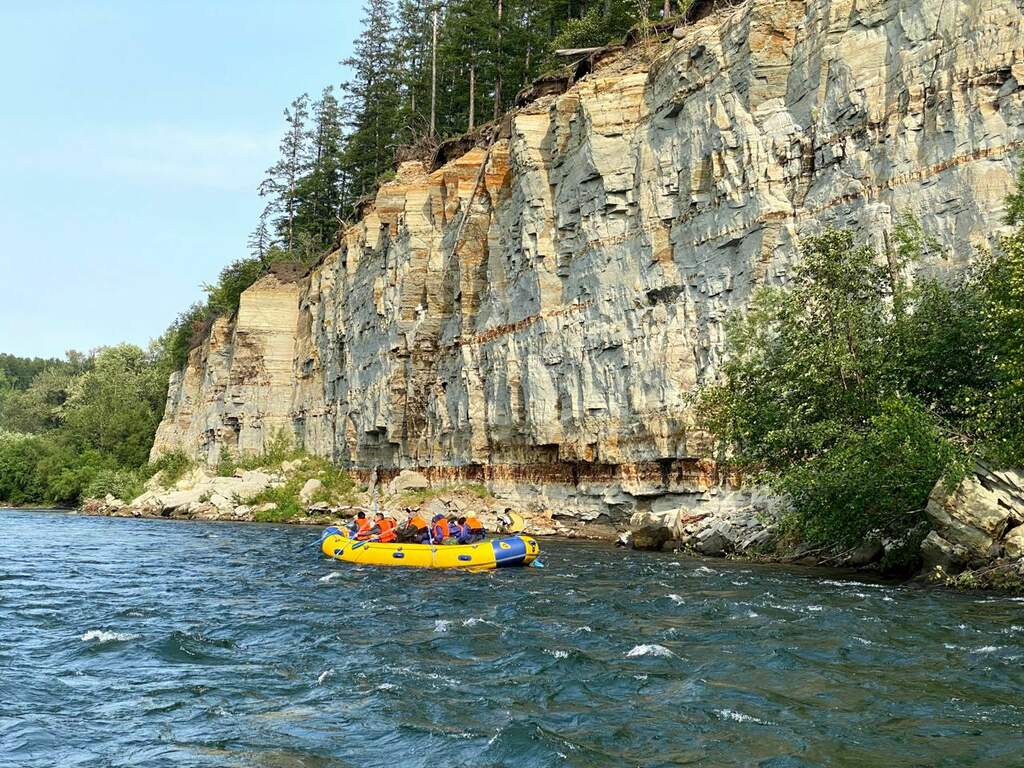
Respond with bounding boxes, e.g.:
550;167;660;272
348;511;372;540
463;515;486;543
398;510;428;543
430;514;450;543
374;513;398;543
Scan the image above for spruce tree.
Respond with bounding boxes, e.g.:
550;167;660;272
294;86;347;253
341;0;402;206
259;94;312;252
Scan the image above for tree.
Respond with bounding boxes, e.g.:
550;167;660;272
697;230;959;549
293;86;347;252
60;345;168;468
341;0;403;205
260;94;312;251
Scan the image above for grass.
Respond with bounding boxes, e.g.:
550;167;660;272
144;450;194;487
400;482;490;505
248;456;357;523
217;429;304;478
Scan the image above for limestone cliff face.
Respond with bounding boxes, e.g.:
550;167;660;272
153;0;1024;530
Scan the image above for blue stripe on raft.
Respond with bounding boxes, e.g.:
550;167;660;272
491;537;527;568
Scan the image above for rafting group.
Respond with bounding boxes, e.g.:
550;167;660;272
345;510;487;545
321;508;541;570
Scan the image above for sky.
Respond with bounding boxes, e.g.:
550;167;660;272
0;0;360;358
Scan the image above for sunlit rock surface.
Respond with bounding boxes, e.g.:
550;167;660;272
152;0;1024;533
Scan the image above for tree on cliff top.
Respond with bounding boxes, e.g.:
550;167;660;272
341;0;403;206
260;94;312;252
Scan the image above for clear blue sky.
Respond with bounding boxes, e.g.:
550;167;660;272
0;0;359;358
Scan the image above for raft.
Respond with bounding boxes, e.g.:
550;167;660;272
320;526;540;570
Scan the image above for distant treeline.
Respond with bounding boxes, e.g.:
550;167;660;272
163;1;682;368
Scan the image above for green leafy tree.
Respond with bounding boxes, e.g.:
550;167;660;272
293;86;348;252
60;345;168;468
698;229;959;549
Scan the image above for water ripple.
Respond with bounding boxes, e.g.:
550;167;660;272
2;509;1024;767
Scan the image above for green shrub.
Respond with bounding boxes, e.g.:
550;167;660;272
84;467;144;502
248;456;356;523
145;450;193;486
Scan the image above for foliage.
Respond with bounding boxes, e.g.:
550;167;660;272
84;467;145;504
696;223;1019;551
145;450;194;487
248;456;357;523
217;429;301;477
0;345;171;507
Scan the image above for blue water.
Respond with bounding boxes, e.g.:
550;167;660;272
2;509;1023;767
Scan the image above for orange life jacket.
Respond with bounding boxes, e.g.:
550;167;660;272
465;516;484;531
353;517;372;540
408;515;428;530
433;518;451;540
378;517;397;543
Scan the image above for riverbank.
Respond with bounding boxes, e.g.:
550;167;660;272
20;451;1020;596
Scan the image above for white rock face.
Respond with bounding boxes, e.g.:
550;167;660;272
923;465;1024;571
151;0;1024;530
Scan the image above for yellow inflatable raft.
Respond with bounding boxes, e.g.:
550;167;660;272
320;527;540;571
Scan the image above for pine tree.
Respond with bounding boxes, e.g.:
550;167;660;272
259;94;312;252
341;0;403;205
294;86;347;253
247;209;274;261
394;0;438;140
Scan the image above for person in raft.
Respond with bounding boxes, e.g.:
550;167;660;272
428;514;451;544
371;512;398;543
397;509;428;543
457;515;486;543
348;511;372;540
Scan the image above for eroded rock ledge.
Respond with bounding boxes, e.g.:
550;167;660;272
152;0;1024;537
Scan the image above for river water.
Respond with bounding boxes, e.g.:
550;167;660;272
2;509;1023;767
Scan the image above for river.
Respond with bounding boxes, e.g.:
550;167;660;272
2;509;1022;767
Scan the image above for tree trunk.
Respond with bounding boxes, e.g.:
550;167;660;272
430;8;438;137
493;0;503;119
468;63;476;131
664;0;672;17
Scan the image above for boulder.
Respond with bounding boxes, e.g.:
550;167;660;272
424;498;450;519
924;464;1024;564
389;469;429;495
920;530;970;574
629;510;675;551
208;493;235;511
252;502;278;514
300;478;324;503
844;539;885;567
174;467;211;492
280;459;303;474
157;489;204;511
1004;526;1024;559
694;526;729;556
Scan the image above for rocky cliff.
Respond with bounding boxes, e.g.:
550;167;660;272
152;0;1024;534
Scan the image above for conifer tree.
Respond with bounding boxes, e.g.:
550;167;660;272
294;86;347;253
259;94;312;252
341;0;402;205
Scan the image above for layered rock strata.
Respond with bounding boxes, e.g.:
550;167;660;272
152;0;1024;534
